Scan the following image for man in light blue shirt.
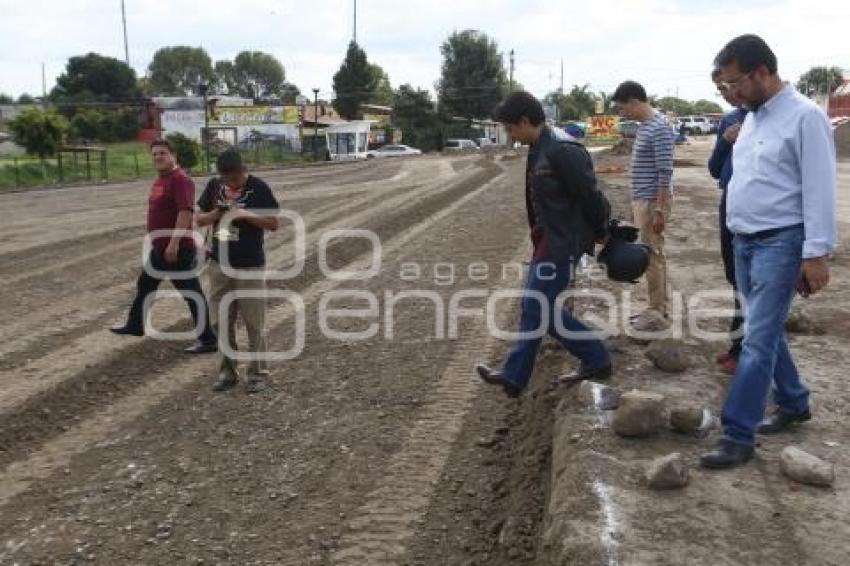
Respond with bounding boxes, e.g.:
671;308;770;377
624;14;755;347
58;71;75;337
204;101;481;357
701;34;837;469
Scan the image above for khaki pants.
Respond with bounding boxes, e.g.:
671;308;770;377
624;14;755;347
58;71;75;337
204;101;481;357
632;199;670;317
206;261;269;378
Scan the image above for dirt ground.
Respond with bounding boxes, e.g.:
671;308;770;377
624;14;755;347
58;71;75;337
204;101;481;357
0;139;847;565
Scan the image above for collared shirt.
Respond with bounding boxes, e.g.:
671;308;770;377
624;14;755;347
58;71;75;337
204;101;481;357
708;107;748;189
727;84;837;258
631;111;675;199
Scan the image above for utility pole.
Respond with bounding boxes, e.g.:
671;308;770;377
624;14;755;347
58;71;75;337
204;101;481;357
313;88;320;157
560;58;564;93
509;49;515;92
353;0;357;44
41;62;47;108
121;0;130;66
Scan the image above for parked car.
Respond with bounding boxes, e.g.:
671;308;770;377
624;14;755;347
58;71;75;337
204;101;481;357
365;144;422;158
676;116;713;135
443;139;479;152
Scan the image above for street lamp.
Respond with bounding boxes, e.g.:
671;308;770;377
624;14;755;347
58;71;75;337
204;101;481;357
312;88;320;158
198;82;210;172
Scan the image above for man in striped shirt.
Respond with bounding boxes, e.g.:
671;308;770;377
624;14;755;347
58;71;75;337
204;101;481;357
612;81;675;319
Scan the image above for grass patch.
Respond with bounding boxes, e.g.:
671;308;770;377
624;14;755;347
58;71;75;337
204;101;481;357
0;142;309;190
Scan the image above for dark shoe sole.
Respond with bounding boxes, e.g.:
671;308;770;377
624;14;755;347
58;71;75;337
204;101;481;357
700;453;753;469
186;344;218;354
110;327;144;337
212;376;239;392
245;379;268;394
757;411;811;434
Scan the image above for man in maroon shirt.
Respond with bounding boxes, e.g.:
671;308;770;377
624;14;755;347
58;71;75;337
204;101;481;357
111;139;217;354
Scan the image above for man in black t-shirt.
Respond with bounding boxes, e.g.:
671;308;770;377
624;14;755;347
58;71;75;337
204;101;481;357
196;149;280;393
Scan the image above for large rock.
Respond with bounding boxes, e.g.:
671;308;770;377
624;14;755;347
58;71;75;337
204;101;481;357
577;380;620;411
779;446;835;487
646;452;689;489
612;390;665;437
645;339;690;373
670;406;706;434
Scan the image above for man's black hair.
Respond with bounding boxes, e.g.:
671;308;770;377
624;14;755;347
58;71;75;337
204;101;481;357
714;34;777;75
216;148;244;175
611;81;647;104
493;91;546;125
150;138;175;153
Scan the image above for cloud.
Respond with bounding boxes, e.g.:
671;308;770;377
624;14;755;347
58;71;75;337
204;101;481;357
0;0;847;102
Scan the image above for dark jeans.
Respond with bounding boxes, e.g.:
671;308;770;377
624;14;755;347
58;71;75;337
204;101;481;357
721;224;810;447
501;260;610;390
124;245;216;344
719;189;743;358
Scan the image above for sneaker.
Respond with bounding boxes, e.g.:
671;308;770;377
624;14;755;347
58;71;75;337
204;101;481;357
245;376;268;394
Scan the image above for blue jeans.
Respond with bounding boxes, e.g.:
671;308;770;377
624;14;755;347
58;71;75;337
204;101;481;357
721;225;810;447
501;260;610;390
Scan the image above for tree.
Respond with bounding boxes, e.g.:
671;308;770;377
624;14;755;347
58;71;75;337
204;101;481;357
655;96;694;116
17;93;36;104
392;84;442;151
796;66;845;96
50;53;140;105
393;84;437;128
333;41;378;119
232;51;286;100
212;60;237;95
0;93;13;104
437;30;507;120
692;99;724;114
544;84;598;121
148;46;214;96
368;63;394;106
9;108;69;158
165;132;200;171
280;82;301;104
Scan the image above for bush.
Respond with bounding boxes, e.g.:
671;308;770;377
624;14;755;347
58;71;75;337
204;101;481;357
70;108;140;143
165;132;201;171
9;108;69;157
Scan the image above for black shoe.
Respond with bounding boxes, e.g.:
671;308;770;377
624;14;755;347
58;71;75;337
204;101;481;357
245;376;268;394
556;362;613;387
700;439;754;469
212;373;239;392
110;324;144;337
185;341;217;354
757;408;811;434
475;364;522;398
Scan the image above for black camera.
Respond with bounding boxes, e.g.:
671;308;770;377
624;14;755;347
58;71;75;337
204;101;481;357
216;202;230;212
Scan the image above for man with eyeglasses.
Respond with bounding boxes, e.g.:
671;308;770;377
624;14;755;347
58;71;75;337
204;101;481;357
707;68;749;375
701;34;837;469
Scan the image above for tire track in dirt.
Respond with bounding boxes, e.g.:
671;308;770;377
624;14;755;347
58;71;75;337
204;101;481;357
0;162;506;517
0;177;428;361
0;162;503;473
332;244;525;565
0;177;428;387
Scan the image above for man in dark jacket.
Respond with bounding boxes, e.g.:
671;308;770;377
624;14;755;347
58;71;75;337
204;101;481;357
476;91;611;397
708;67;748;374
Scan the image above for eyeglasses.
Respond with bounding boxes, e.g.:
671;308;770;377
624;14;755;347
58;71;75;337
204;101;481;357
719;71;753;92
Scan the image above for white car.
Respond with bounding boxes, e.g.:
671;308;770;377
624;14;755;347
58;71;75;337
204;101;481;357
444;139;480;152
366;144;422;158
676;116;713;135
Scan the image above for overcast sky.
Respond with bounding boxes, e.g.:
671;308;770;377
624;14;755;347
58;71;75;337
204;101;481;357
1;0;848;104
